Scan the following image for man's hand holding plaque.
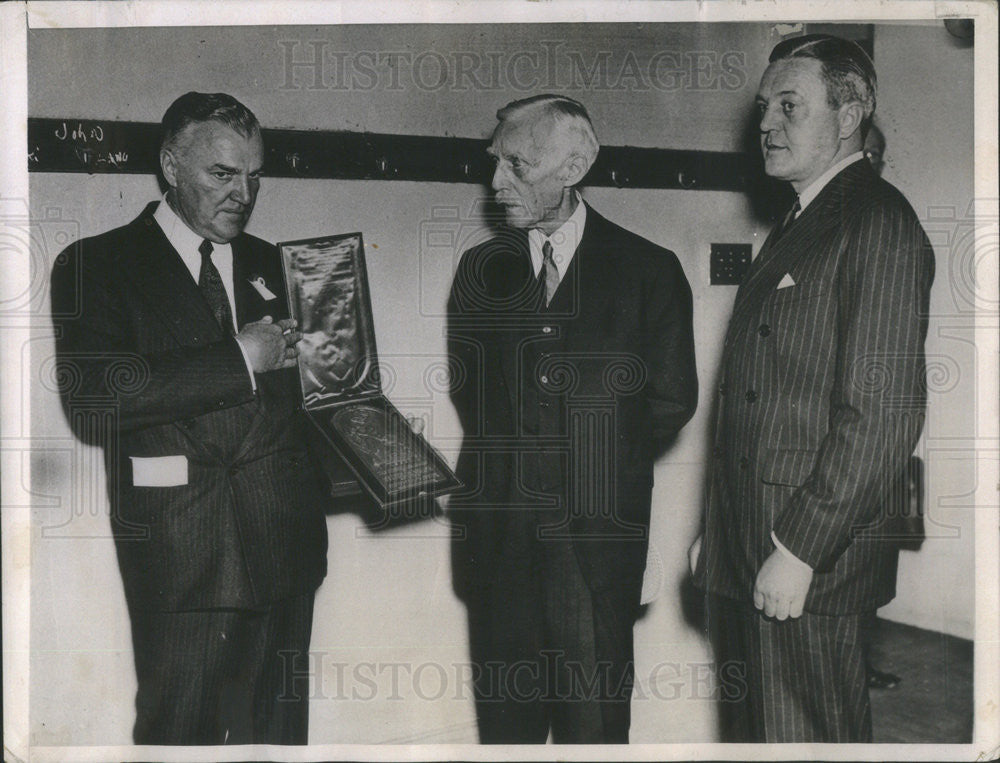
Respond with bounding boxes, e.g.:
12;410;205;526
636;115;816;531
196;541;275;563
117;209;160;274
236;316;302;371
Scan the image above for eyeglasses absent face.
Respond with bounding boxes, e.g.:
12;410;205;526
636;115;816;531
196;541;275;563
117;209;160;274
487;115;574;232
756;57;846;192
161;121;264;244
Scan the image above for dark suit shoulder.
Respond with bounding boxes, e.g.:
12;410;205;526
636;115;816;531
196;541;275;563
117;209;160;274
585;206;685;283
860;176;924;224
587;206;671;253
453;228;532;310
459;228;528;262
53;210;155;288
238;230;279;255
832;161;923;226
841;175;932;262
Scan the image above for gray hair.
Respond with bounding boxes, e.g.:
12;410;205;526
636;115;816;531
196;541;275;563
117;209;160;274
160;91;260;153
770;34;877;137
497;94;599;167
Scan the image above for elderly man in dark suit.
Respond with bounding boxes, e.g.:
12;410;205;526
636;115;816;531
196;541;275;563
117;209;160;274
448;94;697;744
50;92;329;745
691;35;935;742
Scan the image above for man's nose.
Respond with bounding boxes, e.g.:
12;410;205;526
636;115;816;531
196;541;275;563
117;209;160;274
491;163;508;192
231;175;253;204
759;105;780;133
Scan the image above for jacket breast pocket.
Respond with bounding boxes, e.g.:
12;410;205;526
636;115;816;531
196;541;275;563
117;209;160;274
767;279;827;306
761;448;818;487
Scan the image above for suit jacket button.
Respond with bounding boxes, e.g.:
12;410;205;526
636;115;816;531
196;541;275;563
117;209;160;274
758;324;771;337
745;390;757;403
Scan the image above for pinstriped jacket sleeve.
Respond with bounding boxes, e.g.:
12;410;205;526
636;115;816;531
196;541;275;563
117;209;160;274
51;240;256;438
771;199;934;571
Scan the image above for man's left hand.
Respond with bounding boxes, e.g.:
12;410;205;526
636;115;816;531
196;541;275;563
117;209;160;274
753;549;813;620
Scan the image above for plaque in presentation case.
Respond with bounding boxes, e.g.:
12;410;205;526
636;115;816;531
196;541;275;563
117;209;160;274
278;232;461;507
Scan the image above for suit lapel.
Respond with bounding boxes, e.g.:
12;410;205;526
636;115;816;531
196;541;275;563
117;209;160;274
232;236;286;328
232;244;257;329
561;206;617;346
493;206;615;400
496;229;535;403
125;203;227;346
732;159;870;323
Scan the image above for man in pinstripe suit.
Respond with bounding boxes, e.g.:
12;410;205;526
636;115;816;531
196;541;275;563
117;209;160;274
691;35;934;742
51;93;330;744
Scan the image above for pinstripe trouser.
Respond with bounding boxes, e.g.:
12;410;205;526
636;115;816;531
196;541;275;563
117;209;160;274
129;592;315;745
709;594;872;742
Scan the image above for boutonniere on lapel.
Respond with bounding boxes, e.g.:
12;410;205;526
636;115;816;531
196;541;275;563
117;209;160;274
248;274;278;300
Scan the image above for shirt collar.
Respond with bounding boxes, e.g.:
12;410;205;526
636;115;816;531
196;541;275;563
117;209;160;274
152;195;218;260
796;151;866;214
152;196;235;297
528;192;587;279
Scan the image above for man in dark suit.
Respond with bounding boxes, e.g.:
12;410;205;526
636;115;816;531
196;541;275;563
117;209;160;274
691;35;935;742
50;92;330;745
447;94;697;743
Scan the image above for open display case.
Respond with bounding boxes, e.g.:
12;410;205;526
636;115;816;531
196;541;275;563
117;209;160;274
278;232;461;507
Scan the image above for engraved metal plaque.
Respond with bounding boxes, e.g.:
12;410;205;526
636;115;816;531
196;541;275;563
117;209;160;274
279;232;461;507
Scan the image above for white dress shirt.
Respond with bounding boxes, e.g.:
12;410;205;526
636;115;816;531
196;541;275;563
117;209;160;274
795;151;866;217
527;192;587;285
152;198;256;386
153;198;239;320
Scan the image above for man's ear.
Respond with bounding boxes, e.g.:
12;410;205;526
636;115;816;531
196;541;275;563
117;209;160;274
560;152;593;188
160;148;179;189
838;101;866;142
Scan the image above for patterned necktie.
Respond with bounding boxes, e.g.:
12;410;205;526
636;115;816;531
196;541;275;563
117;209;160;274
198;239;235;335
541;239;559;306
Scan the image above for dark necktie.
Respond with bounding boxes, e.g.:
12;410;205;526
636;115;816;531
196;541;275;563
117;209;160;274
746;197;802;281
198;239;235;335
772;197;802;243
540;239;559;306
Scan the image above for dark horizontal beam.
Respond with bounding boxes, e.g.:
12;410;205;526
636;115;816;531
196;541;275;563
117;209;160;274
28;117;753;191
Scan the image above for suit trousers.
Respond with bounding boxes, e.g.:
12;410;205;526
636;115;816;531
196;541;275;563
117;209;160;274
708;594;872;742
467;509;634;744
130;592;315;745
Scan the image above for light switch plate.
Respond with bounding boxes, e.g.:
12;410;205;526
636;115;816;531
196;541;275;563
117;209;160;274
710;243;752;285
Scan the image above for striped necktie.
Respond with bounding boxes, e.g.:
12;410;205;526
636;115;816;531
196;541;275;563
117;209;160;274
198;239;236;334
541;239;559;306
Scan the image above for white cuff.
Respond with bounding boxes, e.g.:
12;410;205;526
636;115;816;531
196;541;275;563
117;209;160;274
771;531;813;572
233;335;257;392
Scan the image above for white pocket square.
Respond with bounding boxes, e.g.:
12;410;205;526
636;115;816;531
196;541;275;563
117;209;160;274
777;273;796;289
131;455;188;487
